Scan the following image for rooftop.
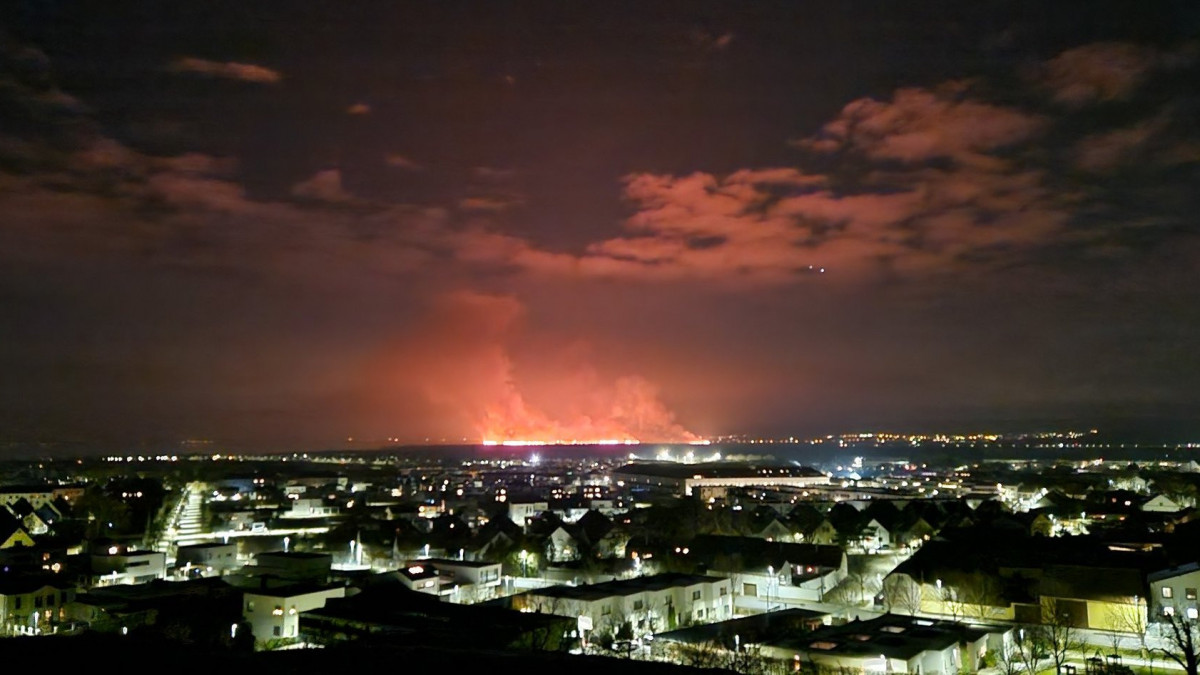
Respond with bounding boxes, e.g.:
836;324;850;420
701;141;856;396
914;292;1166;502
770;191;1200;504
765;613;1002;660
419;557;500;569
656;608;828;646
527;572;725;602
177;542;237;551
243;581;345;599
614;461;826;481
256;551;332;561
1149;561;1200;583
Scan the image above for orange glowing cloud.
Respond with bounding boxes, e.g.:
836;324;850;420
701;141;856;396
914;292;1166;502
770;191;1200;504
390;291;700;444
563;83;1073;284
797;83;1046;164
169;57;282;84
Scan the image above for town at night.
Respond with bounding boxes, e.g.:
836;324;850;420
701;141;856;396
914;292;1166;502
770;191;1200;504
1;1;1199;673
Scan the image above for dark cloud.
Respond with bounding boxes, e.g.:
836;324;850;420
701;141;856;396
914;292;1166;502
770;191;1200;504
1037;41;1196;107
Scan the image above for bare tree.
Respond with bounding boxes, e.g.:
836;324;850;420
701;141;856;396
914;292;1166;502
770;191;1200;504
994;637;1029;675
1099;600;1150;672
672;641;728;670
1154;609;1199;675
642;594;666;636
824;573;868;606
727;642;779;675
1016;625;1049;675
939;582;965;622
955;571;1010;621
1038;599;1086;675
883;574;924;616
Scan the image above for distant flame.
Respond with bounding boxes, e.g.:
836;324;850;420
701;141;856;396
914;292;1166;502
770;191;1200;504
476;375;702;446
481;438;711;447
399;291;703;446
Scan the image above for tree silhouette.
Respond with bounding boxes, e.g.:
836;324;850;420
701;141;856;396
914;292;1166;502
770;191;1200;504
1154;609;1199;675
1021;599;1084;675
882;574;924;615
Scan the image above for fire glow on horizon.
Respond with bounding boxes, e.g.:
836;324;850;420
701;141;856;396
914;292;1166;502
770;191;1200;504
481;438;712;447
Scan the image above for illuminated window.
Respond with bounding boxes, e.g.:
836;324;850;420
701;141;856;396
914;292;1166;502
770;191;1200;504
1163;587;1174;599
1163;606;1175;617
1188;608;1199;620
1187;588;1197;601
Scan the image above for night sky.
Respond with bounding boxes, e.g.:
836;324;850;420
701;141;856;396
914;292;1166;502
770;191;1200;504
2;1;1199;450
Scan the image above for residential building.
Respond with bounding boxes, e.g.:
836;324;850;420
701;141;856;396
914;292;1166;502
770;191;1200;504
0;576;75;636
515;572;733;639
243;583;347;644
395;563;440;595
175;542;239;576
279;497;339;519
253;551;332;583
613;462;828;498
1149;562;1200;621
761;613;1010;675
508;501;548;528
420;557;502;589
91;547;166;586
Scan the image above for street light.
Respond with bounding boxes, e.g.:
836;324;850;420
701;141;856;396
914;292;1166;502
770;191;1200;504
767;566;775;612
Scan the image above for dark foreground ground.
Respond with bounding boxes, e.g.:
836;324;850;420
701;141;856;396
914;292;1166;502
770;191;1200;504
10;633;735;675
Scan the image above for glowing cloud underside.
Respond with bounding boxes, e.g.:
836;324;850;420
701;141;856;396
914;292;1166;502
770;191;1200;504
477;373;705;446
402;291;705;446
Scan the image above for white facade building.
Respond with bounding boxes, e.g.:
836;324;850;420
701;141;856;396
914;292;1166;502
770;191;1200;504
517;573;733;639
91;548;166;586
1149;562;1200;621
242;584;347;643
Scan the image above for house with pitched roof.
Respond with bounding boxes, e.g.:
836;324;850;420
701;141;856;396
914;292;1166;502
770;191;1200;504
0;510;35;549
